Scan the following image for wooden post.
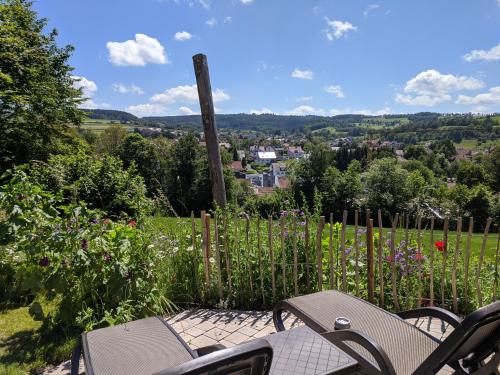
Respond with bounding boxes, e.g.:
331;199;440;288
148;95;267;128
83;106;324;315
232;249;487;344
245;214;253;296
451;217;462;314
191;211;199;293
429;217;435;306
204;213;211;285
390;213;400;311
214;213;223;301
354;210;360;296
404;214;410;309
493;226;499;302
280;216;286;298
329;213;335;290
293;218;299;296
341;210;348;292
463;217;473;309
223;213;232;295
316;216;325;291
476;218;492;307
377;210;384;307
268;216;276;300
417;215;423;307
367;219;375;303
193;54;226;207
441;217;449;307
305;217;310;292
257;217;265;305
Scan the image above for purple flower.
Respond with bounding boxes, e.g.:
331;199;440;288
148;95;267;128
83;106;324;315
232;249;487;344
103;252;111;262
81;239;88;250
298;221;306;226
90;218;99;225
39;257;50;267
345;247;352;256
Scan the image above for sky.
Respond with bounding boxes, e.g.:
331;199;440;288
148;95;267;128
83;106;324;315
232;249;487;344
34;0;500;117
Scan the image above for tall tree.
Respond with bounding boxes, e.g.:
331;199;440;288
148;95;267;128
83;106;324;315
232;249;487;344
0;0;83;173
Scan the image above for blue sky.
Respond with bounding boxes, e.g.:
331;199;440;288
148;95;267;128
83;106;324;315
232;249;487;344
35;0;500;117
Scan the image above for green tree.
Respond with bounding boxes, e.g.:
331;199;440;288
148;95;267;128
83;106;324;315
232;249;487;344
322;160;361;214
456;160;489;188
364;158;409;214
96;124;126;156
0;0;82;173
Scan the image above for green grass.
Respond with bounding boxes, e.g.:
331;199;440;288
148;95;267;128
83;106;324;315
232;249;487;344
77;121;136;133
454;138;500;151
0;301;78;374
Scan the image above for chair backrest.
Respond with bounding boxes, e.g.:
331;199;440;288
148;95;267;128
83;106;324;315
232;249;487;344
415;301;500;374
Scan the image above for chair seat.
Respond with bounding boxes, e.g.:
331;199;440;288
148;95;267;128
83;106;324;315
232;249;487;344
82;317;195;375
281;291;441;375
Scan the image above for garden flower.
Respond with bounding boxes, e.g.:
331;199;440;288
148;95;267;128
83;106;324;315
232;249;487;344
128;220;137;227
90;218;99;224
298;221;306;226
414;252;424;261
103;218;110;225
39;257;50;267
435;241;444;252
81;239;88;250
103;253;111;262
386;255;393;262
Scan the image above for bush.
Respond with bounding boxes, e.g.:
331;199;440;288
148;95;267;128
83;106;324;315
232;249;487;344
27;153;152;219
0;171;172;331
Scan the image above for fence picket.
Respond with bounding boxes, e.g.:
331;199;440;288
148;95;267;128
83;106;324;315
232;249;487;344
329;213;335;290
191;211;199;294
280;216;286;298
316;216;325;291
341;210;348;292
257;218;265;305
390;213;400;311
268;216;276;300
476;218;492;307
305;217;310;292
354;210;360;296
494;226;499;302
429;217;435;306
463;217;473;309
417;215;423;307
223;214;232;295
293;218;298;296
214;213;223;300
377;210;384;307
244;214;253;296
367;219;375;303
204;213;211;285
440;217;449;307
451;217;462;313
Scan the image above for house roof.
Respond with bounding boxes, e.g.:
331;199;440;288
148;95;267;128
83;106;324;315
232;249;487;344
257;151;277;159
231;161;243;171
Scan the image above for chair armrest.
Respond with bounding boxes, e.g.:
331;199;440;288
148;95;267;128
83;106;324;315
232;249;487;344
322;330;396;375
396;307;462;328
154;339;273;375
195;344;226;356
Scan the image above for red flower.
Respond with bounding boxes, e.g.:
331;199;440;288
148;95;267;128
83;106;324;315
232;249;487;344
435;241;444;252
415;252;424;261
128;220;137;227
386;255;393;262
103;218;110;225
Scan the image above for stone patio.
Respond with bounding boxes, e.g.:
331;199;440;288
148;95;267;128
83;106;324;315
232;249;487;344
43;309;454;375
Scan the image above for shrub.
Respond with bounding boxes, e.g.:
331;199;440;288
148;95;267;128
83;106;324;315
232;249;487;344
0;171;172;331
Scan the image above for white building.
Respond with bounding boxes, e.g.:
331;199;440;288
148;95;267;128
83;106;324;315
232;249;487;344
256;151;277;165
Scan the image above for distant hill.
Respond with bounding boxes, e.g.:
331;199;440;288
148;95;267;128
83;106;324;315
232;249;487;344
83;109;138;122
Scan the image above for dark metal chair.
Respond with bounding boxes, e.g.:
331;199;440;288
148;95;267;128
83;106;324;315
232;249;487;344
71;316;273;375
273;290;500;375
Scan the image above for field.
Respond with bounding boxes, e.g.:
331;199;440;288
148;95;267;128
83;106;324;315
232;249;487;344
454;138;500;151
75;119;137;133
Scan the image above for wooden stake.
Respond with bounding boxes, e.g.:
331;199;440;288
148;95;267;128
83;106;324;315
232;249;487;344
305;217;310;292
316;216;325;291
214;213;223;301
244;214;253;296
429;217;435;306
329;213;335;290
280;216;286;298
463;217;473;309
223;213;232;295
367;219;375;303
440;217;449;307
193;54;226;206
257;217;265;305
476;218;492;307
417;215;423;307
390;213;400;311
354;210;360;296
204;213;211;285
191;211;199;294
341;210;348;292
377;210;384;307
451;217;462;313
293;218;298;296
268;216;276;300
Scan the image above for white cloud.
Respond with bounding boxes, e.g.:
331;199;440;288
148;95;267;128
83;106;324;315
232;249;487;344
295;96;313;102
463;43;500;62
325;85;344;98
174;31;193;41
497;0;500;6
151;84;230;104
291;68;314;80
240;0;253;4
363;4;380;17
72;76;109;109
206;17;217;27
72;76;97;97
224;16;232;24
106;34;167;66
395;69;484;106
287;105;325;116
456;86;500;107
127;103;167;117
161;0;211;9
112;83;144;95
324;18;357;41
179;106;198;115
354;107;391;116
249;108;275;115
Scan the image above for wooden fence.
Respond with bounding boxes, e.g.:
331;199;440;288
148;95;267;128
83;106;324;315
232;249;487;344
182;209;498;314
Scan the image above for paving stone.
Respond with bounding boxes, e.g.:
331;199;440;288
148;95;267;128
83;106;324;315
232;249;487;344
184;326;206;338
224;331;253;345
238;325;260;337
189;334;218;349
204;327;232;341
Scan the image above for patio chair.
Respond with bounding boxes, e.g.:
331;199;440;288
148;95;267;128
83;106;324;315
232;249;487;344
71;316;273;375
273;290;500;375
